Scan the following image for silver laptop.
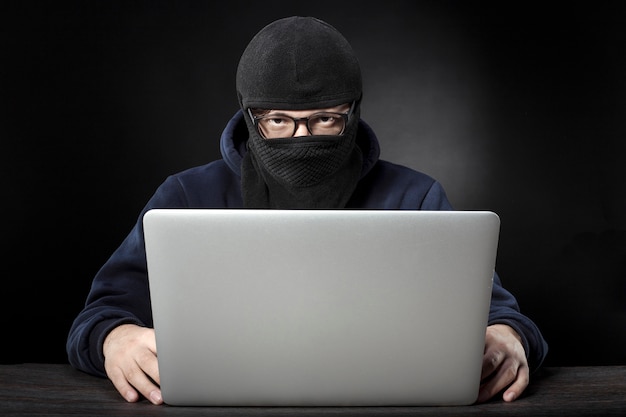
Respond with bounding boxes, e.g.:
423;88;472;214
143;209;500;406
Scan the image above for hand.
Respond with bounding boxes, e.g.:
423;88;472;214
103;324;163;405
476;324;529;403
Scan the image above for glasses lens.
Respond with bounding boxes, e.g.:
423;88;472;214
258;116;293;139
308;113;345;136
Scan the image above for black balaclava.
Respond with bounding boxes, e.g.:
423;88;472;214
237;16;364;209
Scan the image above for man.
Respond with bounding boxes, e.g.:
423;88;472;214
67;16;548;405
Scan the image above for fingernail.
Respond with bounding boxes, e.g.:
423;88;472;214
150;390;162;404
125;390;138;402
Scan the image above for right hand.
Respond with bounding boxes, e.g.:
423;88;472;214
103;324;163;405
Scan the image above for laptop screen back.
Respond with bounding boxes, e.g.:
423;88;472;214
143;209;500;406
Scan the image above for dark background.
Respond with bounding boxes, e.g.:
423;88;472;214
2;1;625;367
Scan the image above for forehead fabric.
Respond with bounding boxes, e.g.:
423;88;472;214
236;16;362;110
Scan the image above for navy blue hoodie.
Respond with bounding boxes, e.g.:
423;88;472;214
67;111;548;376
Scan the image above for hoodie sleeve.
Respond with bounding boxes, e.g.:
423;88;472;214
422;179;548;370
488;272;549;371
66;175;189;376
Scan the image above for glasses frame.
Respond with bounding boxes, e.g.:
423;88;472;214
248;102;355;139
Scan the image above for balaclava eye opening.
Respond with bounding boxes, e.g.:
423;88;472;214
236;16;364;208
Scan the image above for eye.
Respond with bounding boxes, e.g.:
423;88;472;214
307;113;346;136
267;116;289;127
260;115;291;131
310;113;340;127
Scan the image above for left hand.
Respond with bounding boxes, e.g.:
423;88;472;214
476;324;530;403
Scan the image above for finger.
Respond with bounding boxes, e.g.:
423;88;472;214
480;346;504;381
477;360;518;403
124;361;163;405
477;379;501;403
134;344;161;386
106;364;140;403
502;364;530;402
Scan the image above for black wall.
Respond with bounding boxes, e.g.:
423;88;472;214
3;1;625;367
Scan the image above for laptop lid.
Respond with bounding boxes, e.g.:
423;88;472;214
143;209;500;406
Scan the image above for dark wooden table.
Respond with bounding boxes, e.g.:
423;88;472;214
1;363;625;416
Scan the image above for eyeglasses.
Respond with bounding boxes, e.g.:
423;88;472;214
248;104;353;139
